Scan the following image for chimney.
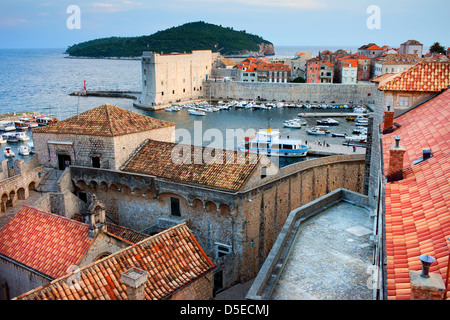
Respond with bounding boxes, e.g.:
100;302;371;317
410;255;446;300
383;105;395;133
387;136;406;182
121;267;149;300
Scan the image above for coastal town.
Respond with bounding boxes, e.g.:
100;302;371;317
0;30;449;308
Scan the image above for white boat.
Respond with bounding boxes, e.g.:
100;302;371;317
27;142;35;153
316;118;339;126
18;145;30;156
355;115;369;123
353;106;367;113
20;118;39;128
165;106;181;112
0;121;16;132
15;131;30;142
306;126;331;135
344;135;367;143
4;147;15;158
238;129;308;157
353;127;367;135
0;136;6;144
34;116;58;126
2;132;19;143
283;120;302;129
14;121;29;131
188;108;206;116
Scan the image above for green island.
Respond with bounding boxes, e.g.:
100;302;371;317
65;21;274;58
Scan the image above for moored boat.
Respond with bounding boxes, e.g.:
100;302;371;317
316;118;339;126
18;145;30;156
306;126;331;135
15;131;30;142
14;121;28;131
2;132;19;143
188;108;206;116
238;129;308;157
0;121;16;132
283;120;302;129
4;147;15;158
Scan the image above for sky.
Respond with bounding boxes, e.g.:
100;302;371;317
0;0;449;51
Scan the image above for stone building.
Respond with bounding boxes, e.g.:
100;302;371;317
137;50;219;109
377;61;450;111
68;138;367;293
12;222;214;300
32;104;175;171
358;43;384;59
373;54;424;77
306;58;334;83
0;203;149;299
399;40;423;57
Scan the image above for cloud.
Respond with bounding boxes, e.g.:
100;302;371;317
1;18;28;27
92;2;123;12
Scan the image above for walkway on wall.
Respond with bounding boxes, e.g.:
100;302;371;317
0;190;43;229
35;168;61;193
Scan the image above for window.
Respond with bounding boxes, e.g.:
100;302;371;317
215;243;232;258
399;96;409;107
161;92;164;96
172;90;175;94
261;166;267;179
170;197;181;216
92;156;100;168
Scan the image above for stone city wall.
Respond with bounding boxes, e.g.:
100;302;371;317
205;81;379;104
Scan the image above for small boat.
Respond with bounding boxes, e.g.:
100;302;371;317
165;106;181;112
283;120;302;129
331;133;348;138
27;142;35;154
4;147;15;158
238;129;308;157
355;122;368;127
353;127;367;135
346;115;357;121
344;135;367;144
353;106;367;113
34;116;58;126
18;145;30;156
2;132;19;143
15;131;30;142
188;108;206;116
316;118;339;126
0;121;16;132
306;126;331;135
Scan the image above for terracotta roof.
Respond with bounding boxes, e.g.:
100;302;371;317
0;206;93;279
359;43;382;51
342;59;357;68
121;139;260;192
32;104;174;137
322;61;334;68
321;50;334;55
356;54;370;60
106;222;149;244
376;54;423;65
382;89;450;300
256;62;291;72
379;61;450;92
15;223;215;300
220;58;237;67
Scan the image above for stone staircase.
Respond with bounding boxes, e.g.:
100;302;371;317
35;168;62;193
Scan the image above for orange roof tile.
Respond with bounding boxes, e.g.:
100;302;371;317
0;206;93;279
121;139;260;192
342;59;357;68
32;104;174;137
382;89;450;300
15;223;215;300
379;61;450;92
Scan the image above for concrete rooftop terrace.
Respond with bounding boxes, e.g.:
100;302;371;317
246;188;376;300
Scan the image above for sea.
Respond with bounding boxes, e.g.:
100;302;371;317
0;46;361;166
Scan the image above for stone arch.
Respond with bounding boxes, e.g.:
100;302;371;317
74;179;88;189
205;201;219;213
28;181;36;192
88;180;99;192
109;183;120;193
121;185;132;195
8;190;16;207
17;187;26;201
191;198;204;209
94;252;111;262
219;204;231;215
99;181;109;192
1;193;8;212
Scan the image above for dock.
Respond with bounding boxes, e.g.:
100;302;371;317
70;90;140;100
298;112;373;118
307;143;366;156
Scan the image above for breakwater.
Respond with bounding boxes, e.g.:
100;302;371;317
69;90;141;100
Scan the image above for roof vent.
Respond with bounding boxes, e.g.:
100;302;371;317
413;148;433;165
419;254;435;278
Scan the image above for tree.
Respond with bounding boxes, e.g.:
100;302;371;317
292;76;306;83
429;42;446;55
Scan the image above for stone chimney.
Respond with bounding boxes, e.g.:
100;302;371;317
410;255;446;300
121;267;148;300
387;136;406;182
84;194;106;238
383;105;395;133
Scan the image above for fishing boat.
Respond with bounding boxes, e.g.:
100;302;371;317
306;126;331;135
0;121;16;132
188;108;206;116
18;145;30;156
4;147;15;158
316;118;339;126
2;132;19;143
238;129;308;157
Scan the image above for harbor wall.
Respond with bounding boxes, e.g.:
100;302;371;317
205;81;381;105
